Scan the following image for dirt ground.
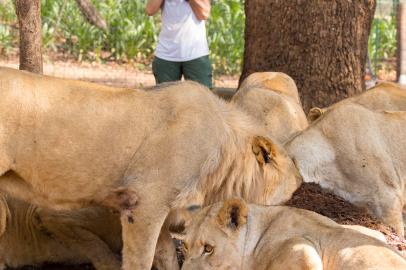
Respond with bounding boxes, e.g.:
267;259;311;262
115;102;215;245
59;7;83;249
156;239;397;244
10;265;94;270
0;57;239;90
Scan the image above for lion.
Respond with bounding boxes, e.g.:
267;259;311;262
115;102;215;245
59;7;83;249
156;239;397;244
307;82;406;122
232;72;308;143
286;102;406;236
0;192;122;270
177;199;406;270
0;186;178;270
0;67;301;269
238;71;301;103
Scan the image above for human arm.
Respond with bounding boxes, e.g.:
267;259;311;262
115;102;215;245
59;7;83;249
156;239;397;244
145;0;164;16
187;0;211;20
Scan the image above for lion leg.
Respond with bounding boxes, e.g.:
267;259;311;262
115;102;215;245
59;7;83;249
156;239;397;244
267;238;322;270
121;194;170;270
36;208;121;270
153;226;180;270
377;198;404;237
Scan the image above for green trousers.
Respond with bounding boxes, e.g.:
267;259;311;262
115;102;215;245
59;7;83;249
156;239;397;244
152;55;213;89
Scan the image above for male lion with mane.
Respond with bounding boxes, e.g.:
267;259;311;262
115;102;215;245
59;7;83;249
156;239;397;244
178;199;406;270
0;67;300;269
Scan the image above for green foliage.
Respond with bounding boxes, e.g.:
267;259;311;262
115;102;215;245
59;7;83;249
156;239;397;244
0;0;245;74
0;23;14;54
368;16;397;63
0;0;398;76
0;1;17;54
41;0;158;62
208;0;245;74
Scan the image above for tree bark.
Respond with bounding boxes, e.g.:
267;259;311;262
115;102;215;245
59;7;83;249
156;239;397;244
75;0;107;31
241;0;376;112
15;0;43;74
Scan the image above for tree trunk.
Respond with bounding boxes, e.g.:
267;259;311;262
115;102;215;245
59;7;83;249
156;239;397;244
15;0;43;74
241;0;376;112
75;0;107;31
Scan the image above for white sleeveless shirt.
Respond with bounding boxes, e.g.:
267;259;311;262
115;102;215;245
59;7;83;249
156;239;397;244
155;0;209;62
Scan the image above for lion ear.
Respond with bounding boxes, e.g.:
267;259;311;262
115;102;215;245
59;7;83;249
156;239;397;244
217;199;248;231
307;107;324;122
252;136;278;166
167;205;201;238
0;194;10;236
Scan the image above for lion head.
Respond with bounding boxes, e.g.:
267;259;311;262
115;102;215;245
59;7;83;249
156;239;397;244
172;199;248;270
172;102;302;211
239;72;300;103
173;198;406;270
232;72;308;143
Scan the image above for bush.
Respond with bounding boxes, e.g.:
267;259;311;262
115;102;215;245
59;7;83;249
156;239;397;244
208;0;245;75
0;1;17;54
368;15;397;65
0;0;245;75
1;0;397;76
41;0;158;62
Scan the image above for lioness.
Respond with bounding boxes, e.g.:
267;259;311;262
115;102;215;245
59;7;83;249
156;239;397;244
0;67;300;269
232;72;308;143
308;82;406;122
0;189;178;270
179;199;406;270
238;71;301;103
286;102;406;235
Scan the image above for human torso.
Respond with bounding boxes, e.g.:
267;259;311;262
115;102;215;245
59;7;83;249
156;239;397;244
155;0;209;62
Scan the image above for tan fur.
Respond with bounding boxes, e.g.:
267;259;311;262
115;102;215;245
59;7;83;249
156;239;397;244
216;198;248;228
307;82;406;123
342;225;388;242
0;67;301;269
238;72;301;103
233;72;308;143
286;102;406;235
0;192;121;270
307;107;324;122
0;190;178;270
181;199;406;270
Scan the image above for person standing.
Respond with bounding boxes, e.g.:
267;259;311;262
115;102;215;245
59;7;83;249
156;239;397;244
146;0;213;89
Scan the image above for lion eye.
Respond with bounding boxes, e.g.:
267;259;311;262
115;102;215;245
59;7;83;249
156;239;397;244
203;244;214;254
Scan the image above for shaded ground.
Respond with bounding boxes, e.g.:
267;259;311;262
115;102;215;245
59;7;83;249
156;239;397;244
11;265;94;270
